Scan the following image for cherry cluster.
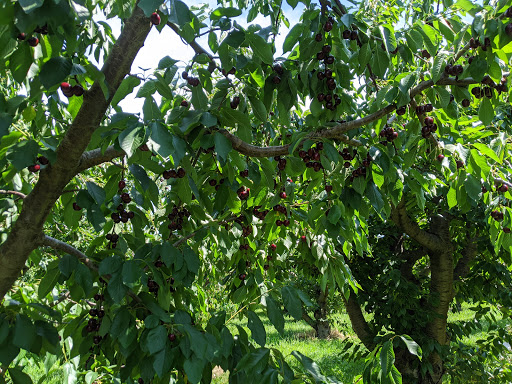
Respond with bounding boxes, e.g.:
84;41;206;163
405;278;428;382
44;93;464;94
340;147;356;165
60;82;84;98
396;105;407;115
253;206;269;221
182;71;200;87
416;103;433;115
111;204;135;224
221;67;236;77
274;156;287;171
272;204;290;227
167;205;190;231
444;64;464;77
105;233;120;248
317;92;341;111
468;36;491;51
298;143;324;172
147;279;159;294
272;64;284;84
237;186;250;200
491;210;504;222
230;96;241;109
379;125;399;143
85;294;105;345
163;167;186;179
349;154;372;182
28;156;48;173
239;169;249;178
421;116;438;139
471;86;494;99
208;177;225;190
342;28;358;41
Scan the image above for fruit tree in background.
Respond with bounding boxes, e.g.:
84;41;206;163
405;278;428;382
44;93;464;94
0;0;512;383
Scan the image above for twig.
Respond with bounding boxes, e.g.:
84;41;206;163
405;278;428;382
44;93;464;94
0;190;26;199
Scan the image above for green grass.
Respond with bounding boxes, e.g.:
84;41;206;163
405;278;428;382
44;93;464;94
13;303;512;384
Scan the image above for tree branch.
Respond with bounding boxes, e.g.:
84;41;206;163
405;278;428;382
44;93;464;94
0;5;152;299
0;190;26;199
390;199;446;253
40;235;98;271
77;146;126;173
453;235;478;280
342;292;375;350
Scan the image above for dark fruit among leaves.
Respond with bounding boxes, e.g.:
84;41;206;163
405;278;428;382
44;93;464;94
342;30;351;39
462;99;470;107
73;202;81;211
315;33;323;42
73;85;84;97
28;164;41;172
437;154;445;162
17;33;26;40
28;36;39;46
150;12;161;25
324;22;333;32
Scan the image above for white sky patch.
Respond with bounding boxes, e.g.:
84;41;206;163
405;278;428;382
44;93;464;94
91;1;308;114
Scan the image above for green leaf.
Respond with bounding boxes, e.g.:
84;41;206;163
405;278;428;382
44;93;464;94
183;356;205;384
390;365;402;384
247;311;266;347
367;183;384;212
432;54;446;83
358;43;372;67
478;97;494;126
9;43;32;83
380;25;397;52
327;205;342;224
168;0;191;26
221;107;252;132
447;187;457;209
6;139;40;170
191;86;208;110
86;181;106;206
143;97;161;121
129;164;152;191
39;57;72;89
210;7;242;20
18;0;44;13
112;76;140;108
469;56;488;82
99;255;123;276
74;263;93;296
291;351;327;382
246;34;273;64
122;260;140;287
380;340;395;376
281;286;302;320
214;132;232;164
183;247;200;274
107;272;128;303
38;266;60;299
397;73;416;96
472;143;500;163
266;296;284;335
13;314;36;350
283;23;304;53
248;96;267;123
7;368;33;384
146;325;167;354
118;125;145;158
398;335;422;360
153;346;174;377
138;0;165;16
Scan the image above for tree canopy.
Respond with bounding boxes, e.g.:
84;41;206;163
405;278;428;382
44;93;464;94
1;0;512;383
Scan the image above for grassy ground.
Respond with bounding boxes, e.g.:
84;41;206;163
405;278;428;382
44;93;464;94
18;303;512;384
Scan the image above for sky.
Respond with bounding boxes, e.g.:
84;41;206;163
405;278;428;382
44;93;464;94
91;0;312;113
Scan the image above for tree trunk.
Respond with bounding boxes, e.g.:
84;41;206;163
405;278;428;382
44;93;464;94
313;285;330;339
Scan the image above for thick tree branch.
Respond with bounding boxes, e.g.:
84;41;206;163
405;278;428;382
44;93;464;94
453;235;478;280
342;293;375;350
77;146;126;173
390;199;446;253
0;5;152;299
0;190;26;199
40;235;98;271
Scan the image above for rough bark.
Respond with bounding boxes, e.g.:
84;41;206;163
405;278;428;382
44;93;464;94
0;5;152;300
342;293;375;350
